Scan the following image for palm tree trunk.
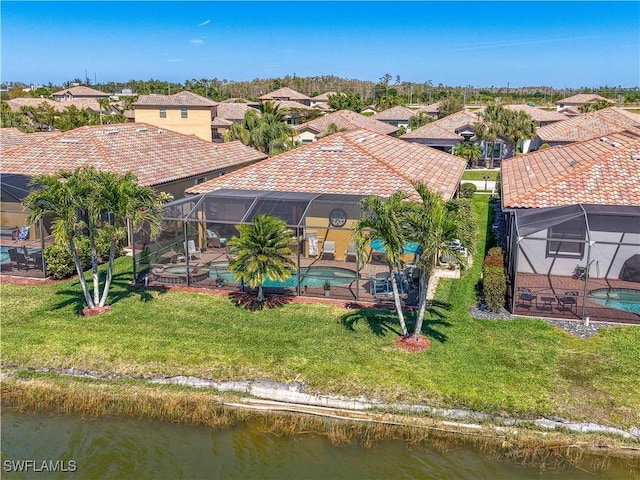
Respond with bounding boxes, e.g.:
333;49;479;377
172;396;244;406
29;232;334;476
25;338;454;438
413;269;429;340
390;270;408;337
89;232;100;305
257;284;264;303
98;241;116;307
70;238;94;309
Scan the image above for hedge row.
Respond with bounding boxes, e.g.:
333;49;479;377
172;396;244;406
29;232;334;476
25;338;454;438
483;247;506;312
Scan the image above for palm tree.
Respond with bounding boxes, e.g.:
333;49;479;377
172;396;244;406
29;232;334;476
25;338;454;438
474;104;506;168
408;111;433;131
97;98;111;124
353;191;412;337
23;167;164;311
323;123;347;137
451;142;483;168
503;110;536;155
227;214;296;303
406;182;474;340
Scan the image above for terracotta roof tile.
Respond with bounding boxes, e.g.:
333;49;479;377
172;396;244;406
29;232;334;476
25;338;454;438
556;94;615;105
6;97;104;113
503;104;568;123
502;130;640;208
214;103;260;121
186;129;466;200
52;86;109;97
374;106;418;121
1;123;267;187
258;87;311;101
401;109;478;140
297;110;398;136
537;107;640;143
0;128;57;151
134;91;217;107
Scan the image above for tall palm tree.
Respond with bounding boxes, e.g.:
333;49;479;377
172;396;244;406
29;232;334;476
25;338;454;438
227;214;296;303
452;142;483;168
97;97;111;124
503;110;536;155
353;191;412;337
474;105;506;168
406;182;474;340
24;167;164;311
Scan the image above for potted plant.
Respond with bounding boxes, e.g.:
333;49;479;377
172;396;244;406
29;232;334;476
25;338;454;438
323;279;331;297
215;275;225;288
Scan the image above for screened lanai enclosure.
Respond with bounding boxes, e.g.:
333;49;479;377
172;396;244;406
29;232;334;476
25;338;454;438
506;204;640;323
132;189;421;302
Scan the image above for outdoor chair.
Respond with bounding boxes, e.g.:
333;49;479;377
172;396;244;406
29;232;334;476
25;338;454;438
207;236;223;249
345;243;357;262
517;287;536;308
23;247;44;270
184;240;201;260
8;248;29;270
557;291;579;313
368;273;391;296
321;241;335;260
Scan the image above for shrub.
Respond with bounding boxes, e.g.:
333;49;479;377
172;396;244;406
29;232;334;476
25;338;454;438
460;183;477;198
43;244;77;280
483;247;506;312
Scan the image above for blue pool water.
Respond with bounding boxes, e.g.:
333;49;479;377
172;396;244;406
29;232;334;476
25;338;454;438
0;246;39;264
370;239;419;254
208;265;357;288
588;288;640;315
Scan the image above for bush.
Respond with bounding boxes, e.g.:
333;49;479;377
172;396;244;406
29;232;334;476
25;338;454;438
43;244;77;279
483;247;506;312
460;183;477;198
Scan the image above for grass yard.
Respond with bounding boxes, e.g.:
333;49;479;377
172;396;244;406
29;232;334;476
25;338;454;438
1;196;639;428
461;170;500;181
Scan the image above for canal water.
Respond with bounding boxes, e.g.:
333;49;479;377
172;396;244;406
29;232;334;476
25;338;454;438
1;410;637;479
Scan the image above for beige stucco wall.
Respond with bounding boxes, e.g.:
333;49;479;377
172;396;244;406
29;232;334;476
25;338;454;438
296;131;317;144
134;106;213;141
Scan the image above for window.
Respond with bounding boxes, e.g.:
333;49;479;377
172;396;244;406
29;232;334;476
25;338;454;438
181;107;188;118
486;142;502;159
546;218;586;258
194;176;206;185
159;107;166;118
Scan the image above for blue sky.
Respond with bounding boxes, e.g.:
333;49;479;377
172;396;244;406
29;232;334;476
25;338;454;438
2;1;639;88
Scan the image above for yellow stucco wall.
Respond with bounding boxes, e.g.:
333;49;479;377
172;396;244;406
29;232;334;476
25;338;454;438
134;107;213;141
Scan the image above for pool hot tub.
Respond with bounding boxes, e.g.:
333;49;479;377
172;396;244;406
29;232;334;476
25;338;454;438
588;288;640;315
152;266;209;284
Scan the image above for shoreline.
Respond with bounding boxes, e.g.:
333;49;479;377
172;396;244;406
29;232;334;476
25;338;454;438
2;367;639;463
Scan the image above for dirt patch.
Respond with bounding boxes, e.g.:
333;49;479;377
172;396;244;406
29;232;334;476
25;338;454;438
82;305;113;317
395;335;431;353
0;275;57;286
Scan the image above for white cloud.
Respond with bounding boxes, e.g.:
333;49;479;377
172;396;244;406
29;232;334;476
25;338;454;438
190;38;205;46
167;58;184;63
199;19;211;26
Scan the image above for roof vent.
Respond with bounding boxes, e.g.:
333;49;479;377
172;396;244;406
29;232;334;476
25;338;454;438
320;146;343;152
600;137;609;142
103;129;119;135
157;129;164;134
611;142;622;147
631;154;640;161
569;160;577;166
60;138;79;144
136;127;148;133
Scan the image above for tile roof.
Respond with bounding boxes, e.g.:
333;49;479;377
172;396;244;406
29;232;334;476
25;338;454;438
556;94;615;105
537;107;640;143
502;130;640;208
186;128;466;200
214;103;260;121
273;100;318;110
5;97;103;113
400;109;479;140
134;91;217;107
259;87;311;101
503;104;568;123
52;86;109;97
312;91;337;101
297;110;398;136
1;123;267;187
0;128;56;151
374;105;418;121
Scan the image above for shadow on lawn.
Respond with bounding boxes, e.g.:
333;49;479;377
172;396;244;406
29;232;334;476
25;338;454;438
51;272;168;315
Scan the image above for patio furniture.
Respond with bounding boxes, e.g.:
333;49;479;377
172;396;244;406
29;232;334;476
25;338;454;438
184;240;201;260
538;296;555;312
517;287;536;309
16;225;29;241
321;241;335;260
345;243;357;262
368;273;391;296
24;248;44;270
557;291;579;313
8;248;29;270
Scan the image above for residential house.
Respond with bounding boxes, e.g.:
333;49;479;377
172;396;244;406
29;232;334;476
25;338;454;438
258;87;312;106
211;102;261;141
555;93;615;113
503;104;568;153
501;129;640;323
310;91;337;108
374;106;421;130
533;107;640;150
134;91;218;141
52;85;110;100
295;110;398;143
0;123;267;241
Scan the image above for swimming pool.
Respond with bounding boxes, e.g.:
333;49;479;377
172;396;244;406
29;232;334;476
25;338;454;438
208;265;358;288
0;246;40;264
588;288;640;315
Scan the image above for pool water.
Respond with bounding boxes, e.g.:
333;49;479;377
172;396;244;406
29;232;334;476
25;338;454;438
588;288;640;315
0;246;39;264
209;266;357;288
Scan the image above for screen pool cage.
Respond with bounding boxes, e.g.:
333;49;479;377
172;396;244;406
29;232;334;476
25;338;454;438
131;189;417;302
506;204;640;323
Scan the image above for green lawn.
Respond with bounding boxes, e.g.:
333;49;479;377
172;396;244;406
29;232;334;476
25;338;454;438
461;170;500;181
1;196;639;427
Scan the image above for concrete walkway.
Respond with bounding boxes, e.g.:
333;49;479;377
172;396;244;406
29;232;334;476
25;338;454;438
462;179;496;191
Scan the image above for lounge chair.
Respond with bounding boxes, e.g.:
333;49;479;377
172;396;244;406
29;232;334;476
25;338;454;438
345;243;357;262
184;240;201;260
368;272;391;296
517;287;536;308
8;248;29;270
557;291;579;313
321;241;335;260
